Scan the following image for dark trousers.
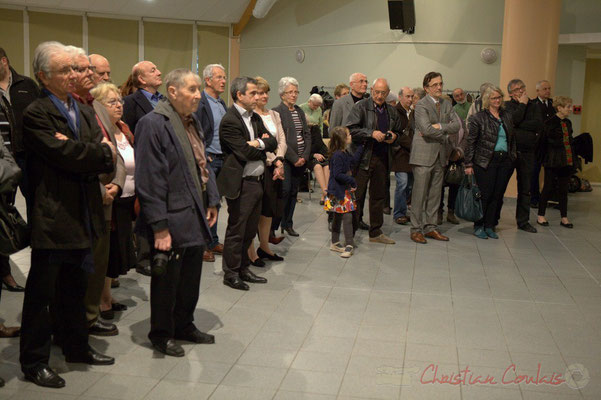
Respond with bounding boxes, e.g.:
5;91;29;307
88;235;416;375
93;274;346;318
354;154;388;238
207;155;223;248
530;159;543;204
539;166;572;218
384;172;391;209
20;249;89;370
0;255;9;279
515;151;535;227
149;245;204;341
440;183;459;212
223;179;263;279
84;222;110;324
273;161;302;230
473;152;514;229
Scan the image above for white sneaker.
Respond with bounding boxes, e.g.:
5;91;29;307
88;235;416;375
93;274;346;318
341;245;354;258
330;242;344;253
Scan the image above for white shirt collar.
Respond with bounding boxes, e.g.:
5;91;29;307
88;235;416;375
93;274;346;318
234;102;252;118
428;95;439;104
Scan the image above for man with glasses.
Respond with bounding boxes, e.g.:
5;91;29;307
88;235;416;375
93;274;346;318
504;78;542;233
409;72;460;244
90;54;111;84
331;72;370;230
346;78;402;244
20;41;116;388
68;46;125;337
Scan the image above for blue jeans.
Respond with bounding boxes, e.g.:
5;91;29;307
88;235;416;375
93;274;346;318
207;156;223;249
393;172;409;219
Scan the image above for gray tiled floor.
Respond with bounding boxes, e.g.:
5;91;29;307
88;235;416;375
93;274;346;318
1;185;601;399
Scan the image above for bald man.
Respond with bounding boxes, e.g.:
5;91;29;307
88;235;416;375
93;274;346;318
123;61;163;276
89;54;111;85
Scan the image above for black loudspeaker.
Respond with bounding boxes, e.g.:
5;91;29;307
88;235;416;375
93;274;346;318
388;0;415;34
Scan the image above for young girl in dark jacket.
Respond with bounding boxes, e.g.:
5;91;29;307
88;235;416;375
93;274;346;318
324;127;363;258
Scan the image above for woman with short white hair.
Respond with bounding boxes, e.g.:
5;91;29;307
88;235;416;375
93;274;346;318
300;93;329;204
272;77;312;237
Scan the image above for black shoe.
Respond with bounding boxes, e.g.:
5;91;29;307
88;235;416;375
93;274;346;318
518;223;537;233
383;207;391;215
283;227;299;237
151;338;185;357
537;220;549;227
136;265;152;276
2;281;25;292
257;247;284;261
65;348;115;365
111;302;128;311
23;365;65;388
358;221;369;230
0;376;4;387
224;276;249;291
250;257;266;267
89;320;119;336
99;309;115;320
560;221;574;229
530;202;539;209
239;269;268;284
175;328;215;344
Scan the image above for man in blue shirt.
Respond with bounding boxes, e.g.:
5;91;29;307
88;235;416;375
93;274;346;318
195;64;227;263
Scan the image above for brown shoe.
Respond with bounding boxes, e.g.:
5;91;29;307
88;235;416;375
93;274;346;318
0;323;20;338
211;243;224;254
203;250;215;262
269;235;285;245
425;230;449;241
446;211;460;225
410;232;427;244
395;216;409;225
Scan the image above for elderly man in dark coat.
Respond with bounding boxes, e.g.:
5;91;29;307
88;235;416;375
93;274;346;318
20;41;117;389
135;68;219;357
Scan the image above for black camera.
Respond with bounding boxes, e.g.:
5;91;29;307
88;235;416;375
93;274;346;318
152;250;172;277
385;132;393;141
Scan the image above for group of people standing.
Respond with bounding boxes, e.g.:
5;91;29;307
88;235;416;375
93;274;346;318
0;37;577;390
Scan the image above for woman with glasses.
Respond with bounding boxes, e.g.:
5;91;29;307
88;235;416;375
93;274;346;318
271;77;312;237
465;86;517;239
90;82;134;319
537;96;575;229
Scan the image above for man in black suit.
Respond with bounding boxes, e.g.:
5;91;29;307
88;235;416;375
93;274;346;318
531;79;554;207
123;60;162;276
195;63;227;264
20;41;116;388
218;77;277;291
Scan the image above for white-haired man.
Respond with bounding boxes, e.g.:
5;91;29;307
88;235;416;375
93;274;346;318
20;41;116;388
330;72;369;230
135;69;219;356
194;63;227;263
346;78;403;244
89;54;111;84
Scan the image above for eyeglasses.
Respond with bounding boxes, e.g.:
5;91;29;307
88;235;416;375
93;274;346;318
284;90;299;95
105;98;124;107
373;90;389;96
72;65;96;74
490;96;503;101
511;85;526;93
429;82;443;88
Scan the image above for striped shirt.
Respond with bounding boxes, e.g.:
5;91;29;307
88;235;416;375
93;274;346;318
0;94;12;152
291;109;305;157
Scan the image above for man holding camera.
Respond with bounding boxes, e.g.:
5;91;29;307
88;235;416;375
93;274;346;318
135;69;219;357
346;78;403;244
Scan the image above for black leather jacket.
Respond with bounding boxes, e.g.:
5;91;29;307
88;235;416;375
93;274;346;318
465;109;517;169
346;99;402;170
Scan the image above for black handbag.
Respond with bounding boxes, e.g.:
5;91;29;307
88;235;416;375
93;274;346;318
0;199;30;256
454;174;483;222
445;162;464;185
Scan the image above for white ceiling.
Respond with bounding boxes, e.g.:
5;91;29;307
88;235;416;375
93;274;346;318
1;0;250;23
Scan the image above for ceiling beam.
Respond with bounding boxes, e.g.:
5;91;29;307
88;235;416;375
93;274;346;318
233;0;256;36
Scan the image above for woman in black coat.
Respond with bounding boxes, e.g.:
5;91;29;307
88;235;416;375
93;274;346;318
465;86;517;239
536;96;575;228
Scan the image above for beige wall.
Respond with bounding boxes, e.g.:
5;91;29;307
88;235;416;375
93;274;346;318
240;0;504;107
29;11;83;63
581;58;601;182
0;9;25;74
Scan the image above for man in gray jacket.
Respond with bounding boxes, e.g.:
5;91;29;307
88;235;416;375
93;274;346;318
410;72;460;244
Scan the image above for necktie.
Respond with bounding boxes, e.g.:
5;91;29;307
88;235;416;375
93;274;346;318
435;101;441;118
